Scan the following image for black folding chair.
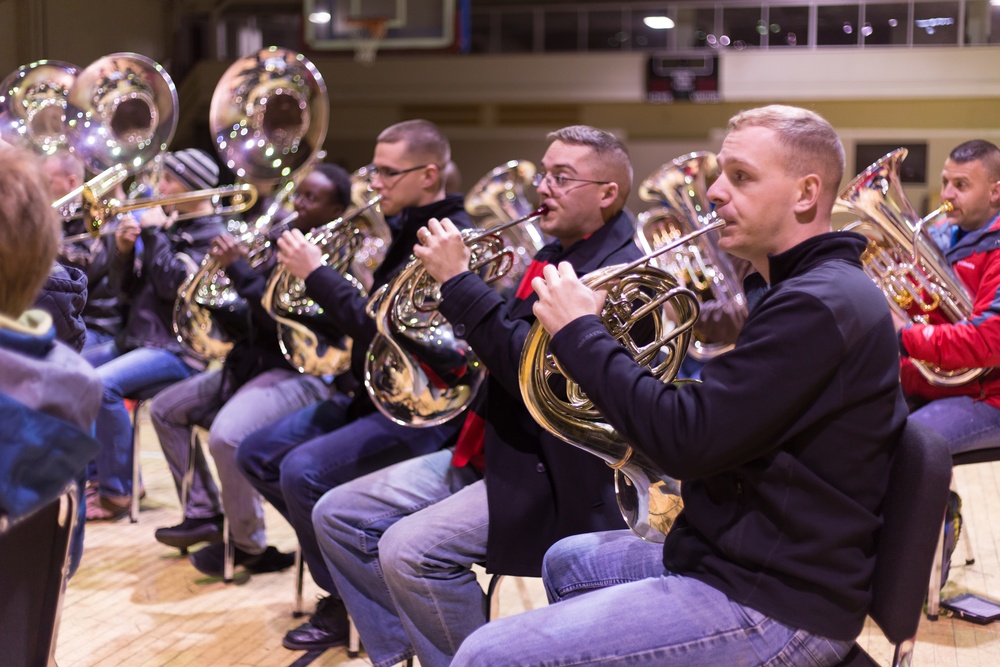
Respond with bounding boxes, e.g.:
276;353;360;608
834;418;952;667
0;482;79;667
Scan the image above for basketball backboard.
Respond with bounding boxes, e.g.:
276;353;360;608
304;0;461;55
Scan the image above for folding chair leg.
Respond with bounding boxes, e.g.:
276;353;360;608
222;515;235;583
130;402;142;523
348;616;361;658
927;516;947;620
486;574;505;622
178;429;200;555
292;548;306;617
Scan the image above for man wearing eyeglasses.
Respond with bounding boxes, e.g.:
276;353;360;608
310;126;641;667
234;119;473;651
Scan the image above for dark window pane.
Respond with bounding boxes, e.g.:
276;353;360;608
469;11;492;53
587;10;627;51
993;5;1000;44
817;5;861;46
863;3;909;45
499;11;533;53
721;6;764;49
628;8;672;51
675;7;716;48
768;5;810;47
913;1;960;45
544;11;579;52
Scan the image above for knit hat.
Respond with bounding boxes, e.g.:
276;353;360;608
163;148;219;192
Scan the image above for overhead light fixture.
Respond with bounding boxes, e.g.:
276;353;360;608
309;11;331;24
644;16;675;30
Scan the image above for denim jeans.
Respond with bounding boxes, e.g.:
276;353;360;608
82;341;196;498
909;395;1000;456
313;449;482;667
452;530;854;667
149;368;329;553
235;397;462;593
83;328;114;351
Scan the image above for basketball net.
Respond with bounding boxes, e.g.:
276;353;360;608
348;17;389;66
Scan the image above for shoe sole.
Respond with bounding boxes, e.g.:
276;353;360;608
281;636;348;651
155;531;223;550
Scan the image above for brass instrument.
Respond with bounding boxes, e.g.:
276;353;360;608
464;159;545;295
835;147;979;387
57;52;179;234
262;194;385;376
365;206;548;427
637;151;745;362
172;47;330;361
519;218;726;542
0;60;80;155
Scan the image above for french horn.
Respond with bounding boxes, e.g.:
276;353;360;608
365;205;548;427
519;217;726;542
464;159;546;295
637;151;745;362
172;47;329;362
262;187;387;376
835;147;979;387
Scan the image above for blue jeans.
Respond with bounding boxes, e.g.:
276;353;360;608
83;328;114;351
452;530;854;667
909;395;1000;456
83;342;196;498
150;368;330;552
313;449;483;667
235;397;461;593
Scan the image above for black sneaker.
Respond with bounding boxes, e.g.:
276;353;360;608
189;542;295;577
155;515;224;550
282;596;349;650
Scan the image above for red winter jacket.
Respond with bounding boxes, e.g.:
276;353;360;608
901;212;1000;407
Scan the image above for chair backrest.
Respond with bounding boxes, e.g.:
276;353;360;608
0;483;78;667
869;418;952;644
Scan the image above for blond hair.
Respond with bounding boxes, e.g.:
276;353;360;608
729;105;845;197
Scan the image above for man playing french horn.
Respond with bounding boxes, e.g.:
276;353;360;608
235;119;473;652
147;164;351;576
311;125;639;667
451;105;908;667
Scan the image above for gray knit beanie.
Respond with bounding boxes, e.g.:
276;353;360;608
163;148;220;191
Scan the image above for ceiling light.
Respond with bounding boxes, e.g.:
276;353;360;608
644;16;675;30
309;11;331;24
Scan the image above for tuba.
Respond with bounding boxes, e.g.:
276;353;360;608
57;52;179;234
365;205;548;427
520;217;726;542
637;151;745;362
835;147;979;387
0;59;80;155
464;159;546;295
172;47;329;362
262;179;388;377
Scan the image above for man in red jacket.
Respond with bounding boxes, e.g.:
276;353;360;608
902;140;1000;455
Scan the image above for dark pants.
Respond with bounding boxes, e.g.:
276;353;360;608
236;394;461;593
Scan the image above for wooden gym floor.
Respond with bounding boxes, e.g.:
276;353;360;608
54;409;1000;666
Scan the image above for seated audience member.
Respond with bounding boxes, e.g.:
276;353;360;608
451;105;907;667
148;164;351;575
82;149;227;521
234;119;473;649
0;145;102;577
312;125;638;667
32;260;88;352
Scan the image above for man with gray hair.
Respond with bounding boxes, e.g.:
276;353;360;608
452;105;908;666
311;124;639;667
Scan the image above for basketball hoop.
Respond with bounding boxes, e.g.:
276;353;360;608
347;17;389;66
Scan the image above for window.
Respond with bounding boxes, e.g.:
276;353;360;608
817;4;861;46
863;3;910;45
912;1;960;44
768;5;810;47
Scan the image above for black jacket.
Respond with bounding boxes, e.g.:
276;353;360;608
109;214;226;365
438;209;640;576
302;194;472;417
60;219;123;339
33;262;88;352
550;231;908;640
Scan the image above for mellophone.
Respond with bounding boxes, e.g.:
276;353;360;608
4;48;972;544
